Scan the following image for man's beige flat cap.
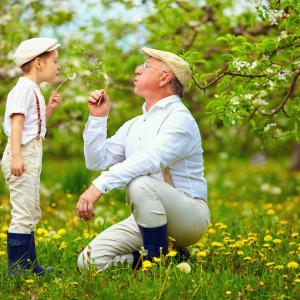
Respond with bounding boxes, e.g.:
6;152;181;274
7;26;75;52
142;47;191;86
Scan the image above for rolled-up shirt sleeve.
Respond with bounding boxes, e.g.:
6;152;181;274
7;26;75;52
92;112;195;193
83;115;135;171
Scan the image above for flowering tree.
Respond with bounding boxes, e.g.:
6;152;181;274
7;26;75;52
0;0;299;163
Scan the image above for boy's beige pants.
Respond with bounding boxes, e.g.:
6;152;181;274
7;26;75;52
1;138;43;233
78;175;210;271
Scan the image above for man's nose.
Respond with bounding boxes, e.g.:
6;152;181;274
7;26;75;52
135;65;143;74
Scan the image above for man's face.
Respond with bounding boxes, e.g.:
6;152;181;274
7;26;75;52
133;57;171;97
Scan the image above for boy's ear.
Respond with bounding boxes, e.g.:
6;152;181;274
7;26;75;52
34;57;42;69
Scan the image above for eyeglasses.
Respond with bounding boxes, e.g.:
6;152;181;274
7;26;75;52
139;62;169;73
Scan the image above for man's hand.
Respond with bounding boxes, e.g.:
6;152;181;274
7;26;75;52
11;155;26;176
76;184;102;220
88;89;111;117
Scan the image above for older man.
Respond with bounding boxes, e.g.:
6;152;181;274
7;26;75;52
76;47;210;271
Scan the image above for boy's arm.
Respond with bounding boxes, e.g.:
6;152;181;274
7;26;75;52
46;91;61;120
11;113;26;176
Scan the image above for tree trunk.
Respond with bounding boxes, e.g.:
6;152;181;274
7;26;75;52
291;143;300;171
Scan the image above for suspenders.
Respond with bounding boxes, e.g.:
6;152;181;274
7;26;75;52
127;108;190;187
33;91;42;139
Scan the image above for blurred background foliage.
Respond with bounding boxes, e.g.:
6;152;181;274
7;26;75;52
0;0;299;171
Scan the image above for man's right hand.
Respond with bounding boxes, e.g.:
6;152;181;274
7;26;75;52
11;156;26;176
88;89;111;117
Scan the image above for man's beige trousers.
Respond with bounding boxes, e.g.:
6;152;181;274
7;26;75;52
78;175;210;271
1;138;43;233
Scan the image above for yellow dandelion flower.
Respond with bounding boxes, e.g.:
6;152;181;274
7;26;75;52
294;279;300;283
263;243;271;248
276;230;285;235
274;265;284;269
197;251;208;257
273;239;282;244
58;241;67;250
225;291;232;295
167;250;177;257
266;209;275;215
211;241;223;248
52;234;62;240
266;262;275;267
2;225;8;232
259;281;264;286
289;242;296;246
177;262;191;274
0;233;6;239
142;260;152;270
237;251;244;256
36;228;48;236
279;220;288;225
57;229;66;235
243;256;252;261
291;232;298;238
168;236;176;242
208;228;216;234
195;241;204;247
25;279;34;284
287;261;299;269
223;237;234;244
0;251;6;256
264;235;273;242
153;257;161;263
66;193;72;199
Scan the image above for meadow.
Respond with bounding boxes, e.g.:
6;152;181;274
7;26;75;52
0;155;299;299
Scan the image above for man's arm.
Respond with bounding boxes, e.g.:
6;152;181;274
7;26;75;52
92;111;197;193
83;89;137;171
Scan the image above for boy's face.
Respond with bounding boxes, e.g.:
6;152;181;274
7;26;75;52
39;50;60;84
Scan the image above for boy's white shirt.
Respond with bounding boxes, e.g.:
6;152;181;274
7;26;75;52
83;95;208;200
4;77;47;145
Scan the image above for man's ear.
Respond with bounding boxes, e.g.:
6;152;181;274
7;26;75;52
159;72;172;87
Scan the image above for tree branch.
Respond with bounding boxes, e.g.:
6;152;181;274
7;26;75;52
259;70;300;116
193;70;267;90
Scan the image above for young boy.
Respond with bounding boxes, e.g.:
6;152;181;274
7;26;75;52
1;37;61;275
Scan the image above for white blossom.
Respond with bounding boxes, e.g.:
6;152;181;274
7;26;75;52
245;94;253;100
264;123;276;132
230;96;239;105
270;186;282;195
253;98;268;106
0;14;12;25
249;61;258;69
278;31;288;41
278;70;292;81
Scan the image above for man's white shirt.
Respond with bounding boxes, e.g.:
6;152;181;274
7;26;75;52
4;77;47;144
83;95;207;200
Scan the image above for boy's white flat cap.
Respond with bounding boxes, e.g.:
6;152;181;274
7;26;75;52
14;37;61;67
142;47;191;86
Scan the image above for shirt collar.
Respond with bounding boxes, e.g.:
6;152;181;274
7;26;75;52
18;76;40;90
142;95;181;114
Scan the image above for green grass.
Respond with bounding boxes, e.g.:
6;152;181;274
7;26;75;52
0;156;299;299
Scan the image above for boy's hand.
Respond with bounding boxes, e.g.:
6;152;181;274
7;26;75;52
48;91;61;111
88;90;111;117
11;156;26;176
